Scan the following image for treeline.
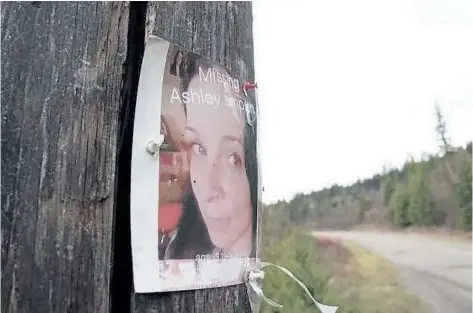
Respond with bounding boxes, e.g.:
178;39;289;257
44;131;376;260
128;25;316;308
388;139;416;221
268;142;471;231
266;107;472;231
383;143;471;230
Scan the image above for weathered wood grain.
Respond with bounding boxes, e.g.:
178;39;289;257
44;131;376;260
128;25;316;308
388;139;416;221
1;2;128;313
132;2;254;313
1;2;255;313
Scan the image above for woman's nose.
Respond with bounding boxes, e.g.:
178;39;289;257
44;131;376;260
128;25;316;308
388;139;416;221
207;162;225;201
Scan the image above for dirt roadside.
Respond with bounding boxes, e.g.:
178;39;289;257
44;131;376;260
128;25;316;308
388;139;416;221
312;230;472;313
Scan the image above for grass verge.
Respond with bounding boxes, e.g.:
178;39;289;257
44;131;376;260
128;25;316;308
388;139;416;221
325;240;427;313
261;228;427;313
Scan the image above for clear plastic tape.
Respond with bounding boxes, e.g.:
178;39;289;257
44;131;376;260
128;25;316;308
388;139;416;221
244;261;338;313
244;261;264;313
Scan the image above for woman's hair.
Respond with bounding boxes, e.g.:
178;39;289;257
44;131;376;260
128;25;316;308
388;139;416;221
165;56;259;260
169;50;184;77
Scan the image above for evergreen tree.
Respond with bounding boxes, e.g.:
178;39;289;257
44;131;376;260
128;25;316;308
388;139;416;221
381;173;397;206
390;184;410;227
407;163;436;226
456;155;472;230
435;103;452;155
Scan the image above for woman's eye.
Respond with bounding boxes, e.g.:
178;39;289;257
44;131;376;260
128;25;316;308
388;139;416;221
191;143;205;155
227;153;242;167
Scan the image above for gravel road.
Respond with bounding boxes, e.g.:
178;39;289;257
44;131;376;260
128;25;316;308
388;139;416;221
312;231;472;313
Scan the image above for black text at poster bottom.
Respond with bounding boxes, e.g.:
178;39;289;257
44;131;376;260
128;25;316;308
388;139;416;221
195;252;250;261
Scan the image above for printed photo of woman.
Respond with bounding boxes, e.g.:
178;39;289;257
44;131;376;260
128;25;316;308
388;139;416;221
130;36;260;292
161;56;258;261
169;50;185;78
157;115;187;259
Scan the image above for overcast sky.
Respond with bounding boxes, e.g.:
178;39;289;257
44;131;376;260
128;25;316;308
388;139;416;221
252;0;473;204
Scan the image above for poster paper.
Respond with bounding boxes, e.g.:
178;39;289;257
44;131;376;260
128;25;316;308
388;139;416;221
131;36;260;293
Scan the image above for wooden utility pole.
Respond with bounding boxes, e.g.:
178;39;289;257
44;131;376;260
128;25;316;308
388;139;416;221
1;2;254;313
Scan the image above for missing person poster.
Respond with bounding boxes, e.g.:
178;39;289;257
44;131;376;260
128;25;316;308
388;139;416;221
131;36;261;293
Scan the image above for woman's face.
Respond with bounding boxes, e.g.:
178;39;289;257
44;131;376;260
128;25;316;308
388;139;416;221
184;70;252;252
